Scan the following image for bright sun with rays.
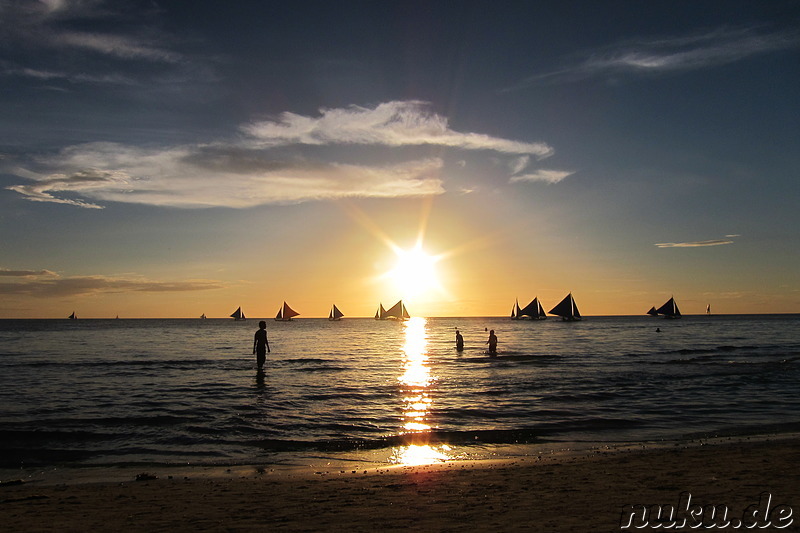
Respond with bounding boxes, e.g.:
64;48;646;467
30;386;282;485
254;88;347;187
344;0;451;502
387;244;443;299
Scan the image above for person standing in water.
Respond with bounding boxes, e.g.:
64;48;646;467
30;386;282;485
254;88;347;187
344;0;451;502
455;328;464;352
253;320;270;369
487;329;498;356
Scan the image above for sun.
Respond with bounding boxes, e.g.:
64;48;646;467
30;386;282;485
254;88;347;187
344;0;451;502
387;244;443;299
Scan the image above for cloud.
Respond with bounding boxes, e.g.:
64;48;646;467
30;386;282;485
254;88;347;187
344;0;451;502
0;274;224;298
243;101;554;157
510;169;574;184
55;32;182;63
505;27;800;89
0;269;58;277
6;102;555;208
655;239;735;248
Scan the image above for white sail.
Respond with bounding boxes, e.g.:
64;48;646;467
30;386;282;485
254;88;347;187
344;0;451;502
379;300;409;320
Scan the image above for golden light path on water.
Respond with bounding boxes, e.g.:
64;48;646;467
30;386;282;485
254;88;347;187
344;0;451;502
392;317;453;466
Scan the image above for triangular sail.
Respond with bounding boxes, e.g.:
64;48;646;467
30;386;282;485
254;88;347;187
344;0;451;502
519;297;547;319
656;297;681;318
68;312;77;320
381;300;409;320
230;307;244;320
282;302;299;319
511;299;521;319
646;306;658;316
329;304;344;320
375;303;386;319
548;293;581;320
276;301;299;321
535;298;546;318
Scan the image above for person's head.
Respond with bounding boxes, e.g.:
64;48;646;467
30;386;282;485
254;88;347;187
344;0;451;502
259;320;266;329
489;329;494;335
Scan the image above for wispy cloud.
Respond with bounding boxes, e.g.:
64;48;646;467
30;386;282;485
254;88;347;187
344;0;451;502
0;274;224;297
505;27;800;89
655;238;735;248
510;169;574;184
5;101;556;209
0;0;187;86
55;32;182;63
244;101;553;156
0;269;58;278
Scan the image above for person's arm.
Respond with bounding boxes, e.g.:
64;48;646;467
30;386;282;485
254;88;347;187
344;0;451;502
253;333;257;354
266;334;270;353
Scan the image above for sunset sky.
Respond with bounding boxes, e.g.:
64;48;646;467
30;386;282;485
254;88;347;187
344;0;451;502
1;0;798;318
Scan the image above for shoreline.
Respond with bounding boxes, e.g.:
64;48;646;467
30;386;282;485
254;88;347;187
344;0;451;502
2;434;798;531
3;430;798;487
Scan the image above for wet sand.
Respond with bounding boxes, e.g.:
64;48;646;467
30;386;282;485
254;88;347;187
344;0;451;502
1;437;798;532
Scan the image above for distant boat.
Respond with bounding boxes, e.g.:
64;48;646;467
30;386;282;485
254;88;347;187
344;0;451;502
200;313;207;320
275;301;299;321
656;297;681;319
548;293;581;321
706;304;711;316
328;304;344;321
230;307;246;321
518;297;547;320
376;300;410;320
510;299;522;319
646;306;659;317
68;312;77;320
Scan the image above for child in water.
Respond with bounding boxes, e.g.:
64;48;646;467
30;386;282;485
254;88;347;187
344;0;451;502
253;321;270;369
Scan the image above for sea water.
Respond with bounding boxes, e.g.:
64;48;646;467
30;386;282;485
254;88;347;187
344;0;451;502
1;315;798;473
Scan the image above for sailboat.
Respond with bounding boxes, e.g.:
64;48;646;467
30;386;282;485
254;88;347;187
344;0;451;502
230;307;246;321
548;293;581;321
275;301;299;321
200;313;207;320
518;297;547;320
510;299;522;319
646;306;659;317
376;300;410;320
68;312;77;320
328;304;344;321
656;297;681;319
706;304;711;316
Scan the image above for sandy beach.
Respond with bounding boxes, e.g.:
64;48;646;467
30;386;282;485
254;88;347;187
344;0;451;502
1;436;798;532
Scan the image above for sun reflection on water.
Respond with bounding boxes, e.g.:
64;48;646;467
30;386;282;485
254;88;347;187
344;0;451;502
393;316;452;466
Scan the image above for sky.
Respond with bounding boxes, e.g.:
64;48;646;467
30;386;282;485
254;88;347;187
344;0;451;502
1;0;798;318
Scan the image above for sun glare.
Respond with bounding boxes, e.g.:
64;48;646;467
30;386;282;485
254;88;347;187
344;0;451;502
387;244;442;299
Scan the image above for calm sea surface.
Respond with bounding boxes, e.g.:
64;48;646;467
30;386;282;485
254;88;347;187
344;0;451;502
1;315;799;472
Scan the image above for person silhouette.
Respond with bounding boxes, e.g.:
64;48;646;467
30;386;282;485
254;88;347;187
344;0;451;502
487;329;497;356
455;328;464;352
253;320;270;369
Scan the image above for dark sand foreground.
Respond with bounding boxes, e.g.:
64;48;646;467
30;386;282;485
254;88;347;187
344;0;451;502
1;438;798;532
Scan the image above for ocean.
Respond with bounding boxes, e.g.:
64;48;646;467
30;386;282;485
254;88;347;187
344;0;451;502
1;315;799;475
